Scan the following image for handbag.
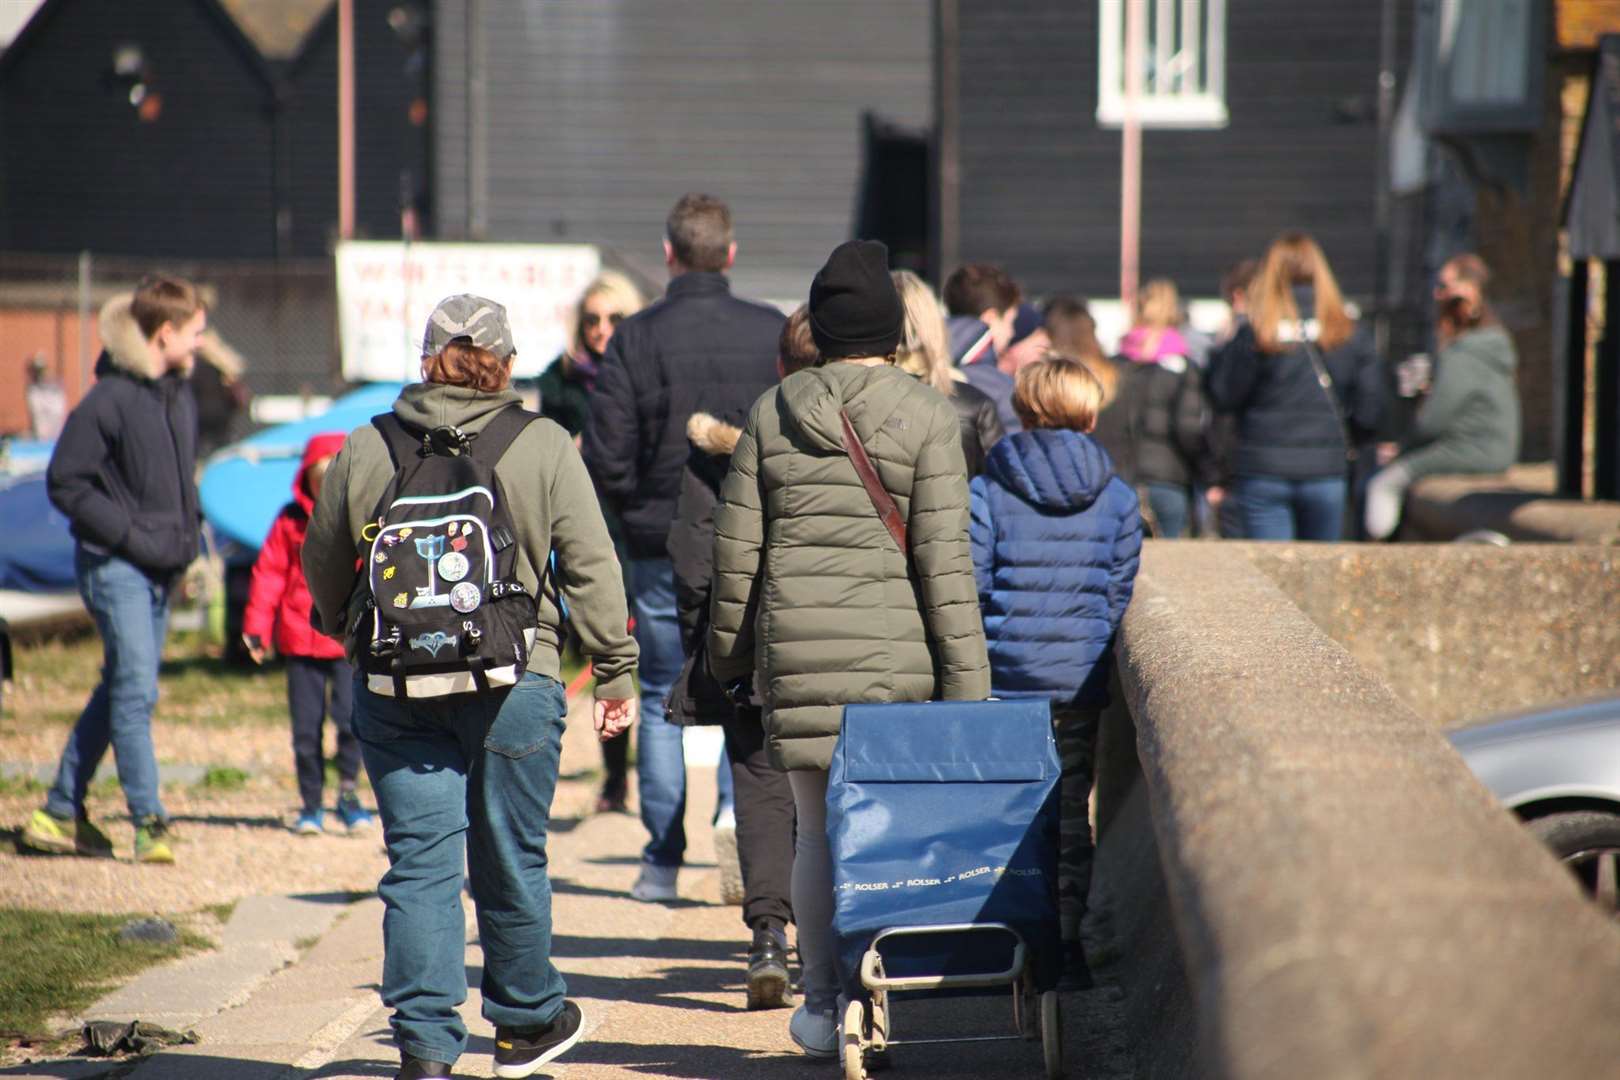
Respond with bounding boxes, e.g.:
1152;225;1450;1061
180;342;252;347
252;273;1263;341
1302;342;1360;464
840;409;909;553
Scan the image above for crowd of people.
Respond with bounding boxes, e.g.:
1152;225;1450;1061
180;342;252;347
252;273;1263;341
14;190;1526;1080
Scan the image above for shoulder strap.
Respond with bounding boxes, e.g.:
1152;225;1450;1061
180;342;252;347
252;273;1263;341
370;414;420;470
839;409;908;554
1301;343;1359;463
469;405;540;466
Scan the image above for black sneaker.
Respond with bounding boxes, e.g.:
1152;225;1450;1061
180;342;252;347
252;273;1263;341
746;921;793;1010
493;1000;583;1078
395;1052;453;1079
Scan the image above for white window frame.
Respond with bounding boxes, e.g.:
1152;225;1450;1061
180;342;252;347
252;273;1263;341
1097;0;1229;129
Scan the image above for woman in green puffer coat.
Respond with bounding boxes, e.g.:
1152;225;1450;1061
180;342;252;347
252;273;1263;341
708;241;990;1058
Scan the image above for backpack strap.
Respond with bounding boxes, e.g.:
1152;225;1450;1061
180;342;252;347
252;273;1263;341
371;414;422;470
469;405;541;466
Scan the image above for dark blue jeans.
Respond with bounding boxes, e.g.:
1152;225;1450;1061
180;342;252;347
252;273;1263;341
352;672;568;1066
1144;482;1190;540
628;556;732;868
45;548;170;823
1234;474;1346;542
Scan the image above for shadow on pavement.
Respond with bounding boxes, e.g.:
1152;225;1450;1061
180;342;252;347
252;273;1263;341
166;813;285;830
547;933;740;963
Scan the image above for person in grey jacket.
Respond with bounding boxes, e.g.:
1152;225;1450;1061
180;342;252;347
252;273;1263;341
1365;255;1520;539
302;295;638;1080
709;241;990;1058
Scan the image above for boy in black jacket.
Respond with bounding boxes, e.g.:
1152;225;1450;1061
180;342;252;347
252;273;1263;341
23;277;205;865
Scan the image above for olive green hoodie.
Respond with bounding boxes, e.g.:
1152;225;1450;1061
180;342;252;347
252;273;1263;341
708;362;990;771
302;383;638;700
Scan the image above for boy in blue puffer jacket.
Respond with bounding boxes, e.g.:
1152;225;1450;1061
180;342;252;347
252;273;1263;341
969;357;1143;988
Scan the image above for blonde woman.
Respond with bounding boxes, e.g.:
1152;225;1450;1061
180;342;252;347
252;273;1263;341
892;269;1004;476
1112;278;1219;539
1206;233;1383;540
534;271;644;440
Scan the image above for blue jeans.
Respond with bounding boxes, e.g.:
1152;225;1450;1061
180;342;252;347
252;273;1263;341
1144;482;1190;540
45;548;170;823
1234;474;1346;541
352;672;569;1066
629;556;732;868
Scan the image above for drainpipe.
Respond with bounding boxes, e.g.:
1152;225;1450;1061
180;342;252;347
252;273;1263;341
1120;0;1146;311
338;0;355;240
1373;0;1398;358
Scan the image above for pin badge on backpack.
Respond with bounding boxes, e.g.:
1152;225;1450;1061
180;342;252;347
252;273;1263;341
439;551;469;582
449;582;481;613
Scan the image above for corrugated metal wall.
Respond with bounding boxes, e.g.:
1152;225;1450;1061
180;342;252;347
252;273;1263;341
432;0;931;303
955;2;1410;301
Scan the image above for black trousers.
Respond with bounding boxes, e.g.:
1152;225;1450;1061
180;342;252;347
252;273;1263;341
287;656;360;814
722;706;796;932
599;727;629;797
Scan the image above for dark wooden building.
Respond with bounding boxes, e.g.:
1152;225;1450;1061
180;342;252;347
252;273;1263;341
940;1;1414;302
0;0;428;260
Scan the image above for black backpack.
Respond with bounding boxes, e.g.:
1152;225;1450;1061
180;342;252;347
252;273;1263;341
352;406;541;698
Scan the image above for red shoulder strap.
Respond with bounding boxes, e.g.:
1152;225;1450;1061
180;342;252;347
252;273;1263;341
839;409;908;554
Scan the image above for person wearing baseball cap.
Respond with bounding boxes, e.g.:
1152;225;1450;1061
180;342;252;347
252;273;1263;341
707;240;990;1058
302;293;641;1080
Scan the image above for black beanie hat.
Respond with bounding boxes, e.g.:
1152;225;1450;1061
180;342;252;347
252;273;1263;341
808;240;904;360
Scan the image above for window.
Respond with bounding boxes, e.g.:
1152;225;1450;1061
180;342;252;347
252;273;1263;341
1419;0;1543;135
1097;0;1228;129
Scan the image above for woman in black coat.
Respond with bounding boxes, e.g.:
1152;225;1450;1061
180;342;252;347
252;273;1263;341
1206;232;1383;541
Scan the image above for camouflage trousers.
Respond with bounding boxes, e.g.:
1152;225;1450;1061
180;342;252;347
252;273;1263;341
1052;706;1100;942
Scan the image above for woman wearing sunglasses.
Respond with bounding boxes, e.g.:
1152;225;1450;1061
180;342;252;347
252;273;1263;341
533;271;645;444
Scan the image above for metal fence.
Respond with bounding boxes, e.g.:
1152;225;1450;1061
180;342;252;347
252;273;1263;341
0;252;344;439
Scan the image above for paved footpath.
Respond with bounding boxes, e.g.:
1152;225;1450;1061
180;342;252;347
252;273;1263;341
2;729;1133;1080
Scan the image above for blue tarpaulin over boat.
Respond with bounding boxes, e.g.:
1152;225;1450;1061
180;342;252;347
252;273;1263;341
200;383;404;550
0;472;77;592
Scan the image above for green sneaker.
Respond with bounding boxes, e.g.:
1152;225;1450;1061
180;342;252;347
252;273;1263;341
20;809;115;858
134;817;175;865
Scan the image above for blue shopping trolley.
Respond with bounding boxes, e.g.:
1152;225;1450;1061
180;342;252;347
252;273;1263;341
827;699;1065;1079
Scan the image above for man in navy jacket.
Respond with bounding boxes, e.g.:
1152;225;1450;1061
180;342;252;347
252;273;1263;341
582;194;783;903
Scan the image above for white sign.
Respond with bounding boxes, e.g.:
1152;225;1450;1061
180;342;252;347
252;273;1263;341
336;241;602;382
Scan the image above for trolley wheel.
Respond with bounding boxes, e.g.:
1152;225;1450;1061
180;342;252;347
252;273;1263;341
870;988;890;1052
1041;990;1063;1078
843;999;867;1080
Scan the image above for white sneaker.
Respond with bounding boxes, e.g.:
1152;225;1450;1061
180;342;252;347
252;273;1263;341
713;806;743;906
630;863;679;902
788;1003;838;1059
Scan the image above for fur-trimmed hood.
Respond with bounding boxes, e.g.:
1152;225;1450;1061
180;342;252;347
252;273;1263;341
687;412;742;457
97;293;182;381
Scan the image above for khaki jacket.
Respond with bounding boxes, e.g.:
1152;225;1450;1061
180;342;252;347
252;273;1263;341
302;383;638;700
708;362;990;770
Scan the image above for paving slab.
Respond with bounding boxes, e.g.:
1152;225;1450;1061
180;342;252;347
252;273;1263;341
3;714;1133;1079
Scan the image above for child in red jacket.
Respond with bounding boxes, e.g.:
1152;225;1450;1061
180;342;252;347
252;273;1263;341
243;432;373;835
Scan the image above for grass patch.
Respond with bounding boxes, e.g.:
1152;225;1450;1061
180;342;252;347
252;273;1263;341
292;934;321;953
0;909;210;1039
198;901;238;924
0;774;45;797
6;632;288;732
196;766;250;792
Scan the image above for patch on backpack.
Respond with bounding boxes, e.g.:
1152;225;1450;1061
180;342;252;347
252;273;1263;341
409;631;458;658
